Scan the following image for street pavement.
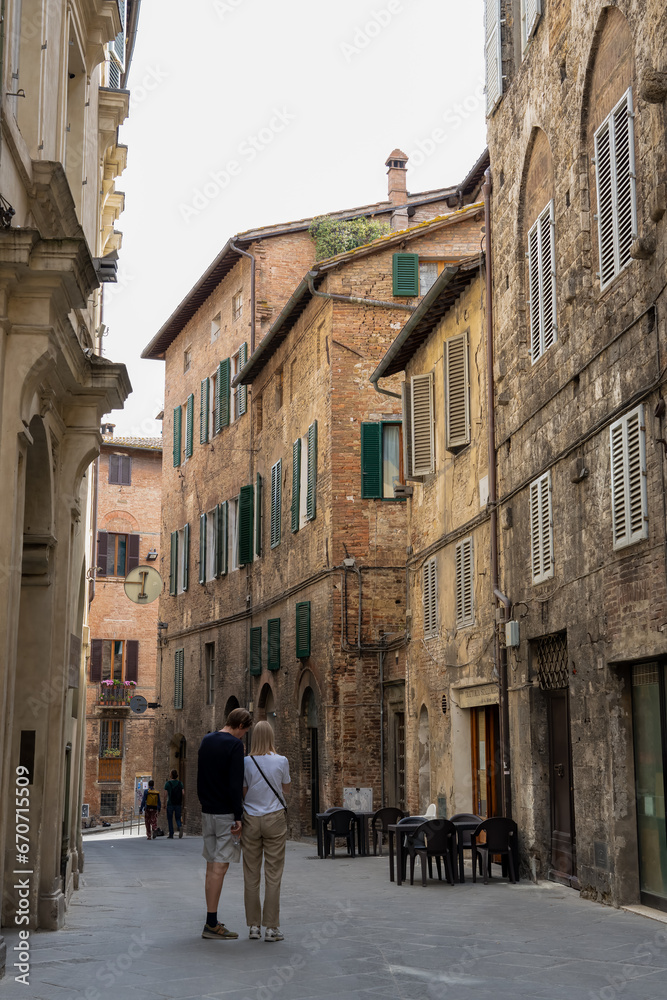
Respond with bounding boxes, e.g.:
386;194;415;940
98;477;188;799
2;828;667;1000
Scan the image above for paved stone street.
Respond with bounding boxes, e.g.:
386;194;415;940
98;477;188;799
2;830;667;1000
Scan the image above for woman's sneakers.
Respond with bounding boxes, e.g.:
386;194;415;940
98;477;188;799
264;927;284;942
248;925;261;940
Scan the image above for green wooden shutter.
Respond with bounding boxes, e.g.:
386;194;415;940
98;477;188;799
238;342;248;415
250;627;262;676
174;648;184;709
307;421;317;520
255;473;262;556
173;406;182;467
217;501;228;576
169;530;178;595
295;601;311;658
183;523;190;592
267;618;281;671
238;484;254;565
271;459;282;548
361;423;382;498
199;513;206;584
200;378;209;444
393;253;419;296
291;438;301;532
217;358;230;429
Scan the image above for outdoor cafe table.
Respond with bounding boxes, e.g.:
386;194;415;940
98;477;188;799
387;817;468;885
316;809;375;858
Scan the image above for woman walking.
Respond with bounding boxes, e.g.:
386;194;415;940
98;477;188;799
242;721;290;942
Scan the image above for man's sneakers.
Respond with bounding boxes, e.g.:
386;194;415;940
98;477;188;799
248;925;261;940
202;922;239;940
264;927;284;942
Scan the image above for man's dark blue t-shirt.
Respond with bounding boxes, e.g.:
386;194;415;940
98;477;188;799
197;731;244;819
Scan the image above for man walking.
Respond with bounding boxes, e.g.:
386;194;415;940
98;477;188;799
139;780;161;840
164;769;184;838
197;707;252;939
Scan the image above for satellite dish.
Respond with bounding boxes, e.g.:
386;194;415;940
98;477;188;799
130;695;148;715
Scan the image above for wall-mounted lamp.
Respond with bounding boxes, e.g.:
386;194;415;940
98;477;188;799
146;549;158;561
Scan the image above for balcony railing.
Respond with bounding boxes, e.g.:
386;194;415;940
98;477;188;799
98;758;122;782
97;683;135;707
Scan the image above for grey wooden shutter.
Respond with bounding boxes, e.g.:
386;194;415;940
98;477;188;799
182;523;190;592
170;530;178;595
127;534;140;572
174;649;184;709
200;378;209;444
610;405;648;550
528;201;557;363
401;380;419;481
90;639;103;682
199;513;206;584
291;438;301;532
120;455;131;485
595;88;637;290
530;471;554;582
238;343;248;415
445;332;470;450
250;627;262;676
423;557;438;639
255;474;262;556
108;454;120;483
271;459;282;548
125;640;139;683
307;422;317;520
268;618;281;670
97;531;109;576
411;373;435;476
484;0;503;115
173;405;182;467
296;601;311;658
455;537;475;627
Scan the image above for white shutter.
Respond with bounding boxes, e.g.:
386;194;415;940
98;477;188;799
423;557;438;639
530;471;554;583
522;0;542;49
528;201;557;363
445;332;470;450
595;87;637;290
455;537;475;628
411;373;435;476
610;405;648;550
484;0;503;116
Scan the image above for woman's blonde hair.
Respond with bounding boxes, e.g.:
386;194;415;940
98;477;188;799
250;720;276;756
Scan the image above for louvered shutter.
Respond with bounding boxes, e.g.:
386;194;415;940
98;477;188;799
200;378;209;443
90;639;103;682
97;531;108;576
393;254;419;296
185;394;194;458
530;471;554;582
238;484;254;565
217;501;228;576
423;558;438;639
361;423;382;498
121;455;132;485
484;0;503;115
291;439;301;532
295;601;311;658
411;373;435;476
528;201;557;363
271;460;282;548
199;513;206;584
249;627;262;676
595;88;637;290
455;538;475;627
108;454;119;483
268;618;281;671
307;422;317;520
125;640;139;683
401;381;419;480
127;534;140;572
217;358;231;429
169;530;178;595
174;649;184;709
445;332;470;450
523;0;541;45
238;343;248;415
182;523;190;592
255;474;262;556
610;405;648;550
173;406;182;467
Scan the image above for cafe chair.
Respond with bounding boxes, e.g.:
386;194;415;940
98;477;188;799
471;818;518;884
408;819;457;887
450;813;483;883
371;807;405;856
325;809;356;859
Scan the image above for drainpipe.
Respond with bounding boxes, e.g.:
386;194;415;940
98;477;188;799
483;168;512;820
379;649;385;808
306;272;415;313
230;242;256;353
89;456;100;605
372;380;401;401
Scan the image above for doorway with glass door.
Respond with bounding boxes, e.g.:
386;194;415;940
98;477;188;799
471;705;501;818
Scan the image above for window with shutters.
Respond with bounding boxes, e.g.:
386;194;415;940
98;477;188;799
299;434;309;527
184;346;192;373
238;484;254;565
175;525;189;593
520;0;542;52
205;642;215;705
200;509;217;583
209;370;218;436
108;454;131;485
402;373;435;479
295;601;311;658
268;618;281;671
594;88;637;291
211;313;220;343
99;719;123;758
91;639;138;683
229;497;239;571
232;291;243;322
393;253;419;296
184;394;194;459
231;344;248;420
216;358;231;431
610;405;648;550
173;404;182;467
217;501;228;577
270;460;282;548
361;423;403;498
423;557;438;640
97;531;140;577
107;0;126;87
419;260;446;295
174;649;184;710
484;0;503;116
250;627;262;675
455;537;475;628
528;202;557;364
530;471;554;583
445;332;471;450
200;378;210;444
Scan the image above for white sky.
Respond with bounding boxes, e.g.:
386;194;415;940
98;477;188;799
103;0;486;437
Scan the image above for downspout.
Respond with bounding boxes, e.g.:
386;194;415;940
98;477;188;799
89;456;100;605
372;379;401;400
379;649;385;808
231;242;256;353
483;168;512;820
307;272;415;313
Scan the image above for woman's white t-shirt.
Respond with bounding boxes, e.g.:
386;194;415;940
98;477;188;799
243;753;290;816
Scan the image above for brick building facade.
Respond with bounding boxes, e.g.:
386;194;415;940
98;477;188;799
84;433;162;823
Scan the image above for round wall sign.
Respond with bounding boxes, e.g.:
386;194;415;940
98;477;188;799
124;565;163;604
130;695;148;715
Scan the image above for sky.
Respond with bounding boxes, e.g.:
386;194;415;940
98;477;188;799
103;0;487;437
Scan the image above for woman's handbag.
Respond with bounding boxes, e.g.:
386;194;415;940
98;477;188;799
250;756;288;818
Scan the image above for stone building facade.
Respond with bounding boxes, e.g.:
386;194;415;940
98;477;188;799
0;1;138;974
83;432;162;824
484;0;667;909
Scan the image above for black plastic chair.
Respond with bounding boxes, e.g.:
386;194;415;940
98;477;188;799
471;818;518;884
408;819;457;886
450;813;483;883
325;809;356;858
371;807;405;856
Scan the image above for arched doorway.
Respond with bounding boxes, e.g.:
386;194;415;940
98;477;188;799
418;706;431;814
258;683;276;730
223;695;240;722
169;733;187;788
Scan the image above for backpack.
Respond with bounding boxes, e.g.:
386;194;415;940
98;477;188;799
169;782;183;806
146;789;159;809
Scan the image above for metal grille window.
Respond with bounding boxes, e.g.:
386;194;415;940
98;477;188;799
423;557;438;640
610;405;648;550
533;633;568;690
594;87;637;290
99;720;123;758
100;792;120;816
528;201;557;364
530;471;554;583
455;537;474;628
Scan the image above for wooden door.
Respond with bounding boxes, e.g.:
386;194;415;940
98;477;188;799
547;688;577;884
471;705;501;817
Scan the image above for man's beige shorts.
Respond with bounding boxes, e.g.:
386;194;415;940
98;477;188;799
201;813;241;864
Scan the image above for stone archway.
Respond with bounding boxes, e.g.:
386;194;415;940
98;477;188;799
258;682;276;729
223;695;240;722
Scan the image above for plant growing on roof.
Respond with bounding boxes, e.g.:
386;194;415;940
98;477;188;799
309;215;389;261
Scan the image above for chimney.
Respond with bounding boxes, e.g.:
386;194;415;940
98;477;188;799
386;149;409;231
101;422;115;436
